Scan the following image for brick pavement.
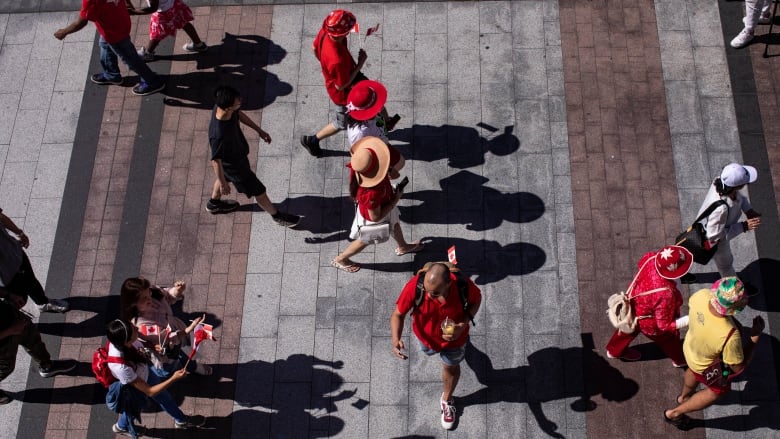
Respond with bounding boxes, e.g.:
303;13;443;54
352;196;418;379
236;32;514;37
559;1;699;437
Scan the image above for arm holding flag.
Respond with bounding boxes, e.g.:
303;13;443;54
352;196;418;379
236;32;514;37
129;368;188;398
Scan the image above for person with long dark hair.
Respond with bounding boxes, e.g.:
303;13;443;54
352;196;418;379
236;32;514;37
119;277;211;378
105;318;205;435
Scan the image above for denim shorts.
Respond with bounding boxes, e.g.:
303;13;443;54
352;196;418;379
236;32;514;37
418;338;466;367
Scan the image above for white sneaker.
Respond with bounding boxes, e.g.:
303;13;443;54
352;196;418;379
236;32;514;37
182;42;208;53
137;47;154;62
37;299;69;313
440;395;456;430
730;29;755;49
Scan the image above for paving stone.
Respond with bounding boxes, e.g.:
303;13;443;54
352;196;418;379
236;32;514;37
30;143;71;200
671;133;710;189
8;109;46;162
414;2;446;35
241;273;282;338
515;99;551;153
693;46;731;98
480;32;513;84
513;1;545;48
0;44;32;93
279;252;320;315
700;97;741;152
269;4;303;55
43;91;81;144
3;13;36;44
275;315;316;381
447;2;479;51
479;1;511;34
658;31;696;81
369;336;408;405
414;33;447;84
333;315;372;383
448;49;480;101
369;404;408;438
664;80;703;135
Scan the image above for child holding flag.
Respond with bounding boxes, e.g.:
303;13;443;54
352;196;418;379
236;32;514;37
119;277;213;378
105;319;206;434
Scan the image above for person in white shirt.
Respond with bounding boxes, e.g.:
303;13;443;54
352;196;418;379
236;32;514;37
106;319;206;435
697;163;761;278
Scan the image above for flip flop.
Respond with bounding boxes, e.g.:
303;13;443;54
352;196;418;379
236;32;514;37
663;411;691;430
331;259;360;273
395;242;424;256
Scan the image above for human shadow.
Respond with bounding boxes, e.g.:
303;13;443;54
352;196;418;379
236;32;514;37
405;237;546;285
274;194;353;237
144;354;359;437
399;170;544;231
459;334;639;438
36;295;222;338
161;33;292;110
388;123;520;169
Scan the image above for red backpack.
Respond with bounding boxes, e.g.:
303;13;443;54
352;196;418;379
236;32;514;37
92;343;125;388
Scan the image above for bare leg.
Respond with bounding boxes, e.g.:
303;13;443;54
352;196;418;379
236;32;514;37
182;23;203;45
146;38;162;53
665;369;721;419
334;239;369;266
442;364;461;402
254;193;278;215
315;123;339;141
211;180;222;200
392;223;421;254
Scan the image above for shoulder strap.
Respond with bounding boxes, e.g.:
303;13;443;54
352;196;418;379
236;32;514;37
413;275;425;312
106;356;125;364
625;256;656;298
720;327;737;351
691;200;727;227
629;287;669;300
452;271;475;326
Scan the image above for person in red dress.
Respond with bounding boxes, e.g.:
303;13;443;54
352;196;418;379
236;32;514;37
605;245;693;367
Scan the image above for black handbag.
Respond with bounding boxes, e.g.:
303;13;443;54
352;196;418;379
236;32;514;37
675;200;727;264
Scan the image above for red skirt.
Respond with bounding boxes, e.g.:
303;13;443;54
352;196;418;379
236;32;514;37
149;0;194;41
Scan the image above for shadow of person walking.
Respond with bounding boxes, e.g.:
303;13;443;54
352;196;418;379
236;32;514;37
160;33;292;110
459;334;639;438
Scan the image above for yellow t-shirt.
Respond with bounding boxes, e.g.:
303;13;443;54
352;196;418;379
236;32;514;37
683;289;744;374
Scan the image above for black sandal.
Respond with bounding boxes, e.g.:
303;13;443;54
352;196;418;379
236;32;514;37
663;411;691;430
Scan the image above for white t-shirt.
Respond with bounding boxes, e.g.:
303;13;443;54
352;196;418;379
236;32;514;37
107;341;149;384
347;118;389;146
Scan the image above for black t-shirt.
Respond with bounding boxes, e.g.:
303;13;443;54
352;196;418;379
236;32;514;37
208;108;251;174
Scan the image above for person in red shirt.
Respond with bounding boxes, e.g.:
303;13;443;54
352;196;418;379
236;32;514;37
330;137;421;273
391;263;482;430
299;10;399;157
605;245;693;366
54;0;165;96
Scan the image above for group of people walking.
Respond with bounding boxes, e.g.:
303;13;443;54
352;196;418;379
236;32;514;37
603;163;766;430
0;0;771;435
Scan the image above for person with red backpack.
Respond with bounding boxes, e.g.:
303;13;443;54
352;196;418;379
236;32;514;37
0;293;75;404
390;262;481;430
103;319;205;435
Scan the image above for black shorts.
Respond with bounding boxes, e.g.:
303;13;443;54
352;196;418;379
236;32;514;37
224;169;266;198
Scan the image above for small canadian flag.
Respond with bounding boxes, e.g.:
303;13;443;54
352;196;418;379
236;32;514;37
188;323;215;360
139;324;159;336
448;246;458;265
